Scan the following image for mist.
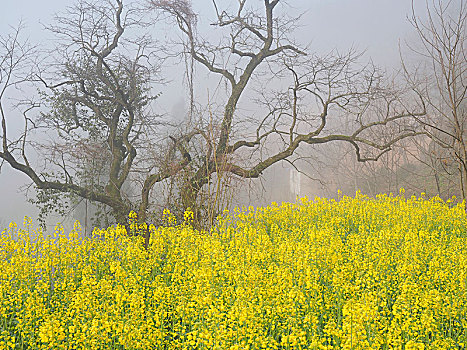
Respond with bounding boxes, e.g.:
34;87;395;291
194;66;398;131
0;0;449;231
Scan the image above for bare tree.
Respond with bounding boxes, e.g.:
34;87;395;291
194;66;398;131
149;0;425;216
1;1;162;244
0;25;36;175
403;0;467;202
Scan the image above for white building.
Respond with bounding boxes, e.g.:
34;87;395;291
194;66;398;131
289;168;301;201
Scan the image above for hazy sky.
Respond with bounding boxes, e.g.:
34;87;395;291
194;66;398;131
0;0;417;228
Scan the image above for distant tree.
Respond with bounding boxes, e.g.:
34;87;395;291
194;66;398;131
403;0;467;202
1;0;427;247
0;217;6;230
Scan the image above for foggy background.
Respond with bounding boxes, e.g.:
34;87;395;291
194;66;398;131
0;0;426;230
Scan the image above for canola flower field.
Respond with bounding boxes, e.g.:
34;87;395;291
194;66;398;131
0;192;466;350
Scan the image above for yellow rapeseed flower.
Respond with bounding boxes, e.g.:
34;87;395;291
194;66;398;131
0;193;465;349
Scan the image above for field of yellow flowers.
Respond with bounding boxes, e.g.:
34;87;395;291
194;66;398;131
1;192;466;349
